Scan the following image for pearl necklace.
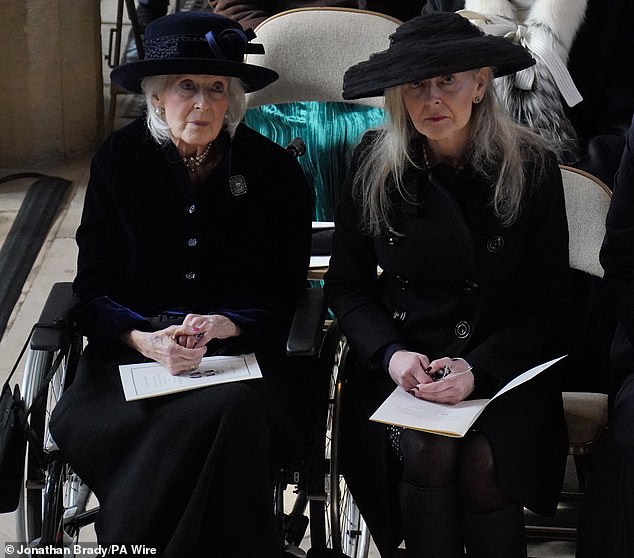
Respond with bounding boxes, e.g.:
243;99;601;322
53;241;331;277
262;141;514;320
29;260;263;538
182;142;213;173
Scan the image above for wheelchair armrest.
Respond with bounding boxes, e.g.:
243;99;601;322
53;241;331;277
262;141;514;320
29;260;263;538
286;287;327;357
31;282;75;352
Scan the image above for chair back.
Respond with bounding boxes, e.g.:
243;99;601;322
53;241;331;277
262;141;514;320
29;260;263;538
560;165;612;278
245;8;400;108
243;9;400;223
559;166;612;462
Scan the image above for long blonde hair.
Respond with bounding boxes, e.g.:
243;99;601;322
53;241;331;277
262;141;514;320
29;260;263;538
353;70;550;235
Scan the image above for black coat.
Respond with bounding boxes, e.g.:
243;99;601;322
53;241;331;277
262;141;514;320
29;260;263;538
50;119;312;556
324;133;570;554
72;119;311;353
600;114;634;399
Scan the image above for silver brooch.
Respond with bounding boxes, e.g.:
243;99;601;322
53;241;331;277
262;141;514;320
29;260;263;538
229;175;247;196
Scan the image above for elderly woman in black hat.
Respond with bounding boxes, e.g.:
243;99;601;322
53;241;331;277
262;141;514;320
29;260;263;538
49;11;311;557
324;11;570;558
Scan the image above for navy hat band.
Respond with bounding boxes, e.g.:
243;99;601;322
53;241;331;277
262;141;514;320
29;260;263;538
144;29;264;62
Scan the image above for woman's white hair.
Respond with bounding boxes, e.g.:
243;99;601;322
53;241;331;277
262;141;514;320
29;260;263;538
140;75;247;145
353;69;550;236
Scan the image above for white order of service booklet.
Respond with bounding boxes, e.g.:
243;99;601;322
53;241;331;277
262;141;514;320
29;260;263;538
119;353;262;401
370;355;566;438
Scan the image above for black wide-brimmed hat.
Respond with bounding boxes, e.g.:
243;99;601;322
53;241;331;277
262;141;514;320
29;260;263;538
343;11;535;100
111;11;278;94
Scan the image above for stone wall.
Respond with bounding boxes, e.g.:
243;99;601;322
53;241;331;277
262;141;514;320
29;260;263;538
0;1;103;167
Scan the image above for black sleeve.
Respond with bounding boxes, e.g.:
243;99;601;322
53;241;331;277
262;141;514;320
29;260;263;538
600;115;634;346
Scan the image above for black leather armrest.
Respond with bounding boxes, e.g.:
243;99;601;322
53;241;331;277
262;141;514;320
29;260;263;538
30;282;74;351
286;287;327;357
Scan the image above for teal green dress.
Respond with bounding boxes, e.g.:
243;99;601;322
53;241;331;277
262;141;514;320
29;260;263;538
245;101;384;221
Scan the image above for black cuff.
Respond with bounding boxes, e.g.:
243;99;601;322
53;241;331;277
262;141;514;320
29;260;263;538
381;343;407;372
470;367;502;399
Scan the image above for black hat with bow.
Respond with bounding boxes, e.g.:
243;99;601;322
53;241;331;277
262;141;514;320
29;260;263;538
111;11;278;94
343;11;535;100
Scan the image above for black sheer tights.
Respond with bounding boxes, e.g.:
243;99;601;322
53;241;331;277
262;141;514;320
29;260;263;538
400;428;513;513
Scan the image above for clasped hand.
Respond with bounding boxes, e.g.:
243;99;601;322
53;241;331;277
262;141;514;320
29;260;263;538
388;350;474;404
122;314;241;376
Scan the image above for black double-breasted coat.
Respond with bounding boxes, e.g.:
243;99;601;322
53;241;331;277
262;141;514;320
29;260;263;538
49;119;312;557
324;133;570;555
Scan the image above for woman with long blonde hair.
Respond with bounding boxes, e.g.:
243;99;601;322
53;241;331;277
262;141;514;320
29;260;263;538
325;11;570;557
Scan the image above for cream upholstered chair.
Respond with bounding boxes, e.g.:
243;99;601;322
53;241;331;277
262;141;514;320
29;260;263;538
245;7;399;230
526;165;612;541
561;165;612;479
563;165;612;278
245;7;396;108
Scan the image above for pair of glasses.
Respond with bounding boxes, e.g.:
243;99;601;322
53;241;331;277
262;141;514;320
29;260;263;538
428;365;453;382
189;368;223;379
427;358;473;382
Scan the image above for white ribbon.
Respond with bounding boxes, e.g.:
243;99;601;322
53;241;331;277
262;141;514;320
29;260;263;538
457;10;583;107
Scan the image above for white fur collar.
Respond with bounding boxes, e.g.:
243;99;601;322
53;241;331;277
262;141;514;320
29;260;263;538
464;0;587;59
463;0;589;163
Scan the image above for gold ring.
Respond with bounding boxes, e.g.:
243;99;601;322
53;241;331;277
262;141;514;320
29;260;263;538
190;364;198;371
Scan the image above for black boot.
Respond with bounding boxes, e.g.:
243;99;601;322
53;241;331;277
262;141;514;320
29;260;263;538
463;503;527;558
399;481;464;557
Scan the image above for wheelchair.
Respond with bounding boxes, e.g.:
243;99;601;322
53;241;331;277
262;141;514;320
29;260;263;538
12;280;368;557
15;283;91;547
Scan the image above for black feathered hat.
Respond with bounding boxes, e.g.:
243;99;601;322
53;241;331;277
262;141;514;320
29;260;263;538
111;11;278;94
343;11;535;100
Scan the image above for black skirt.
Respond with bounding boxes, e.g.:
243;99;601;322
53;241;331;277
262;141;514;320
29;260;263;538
339;359;568;557
50;343;309;558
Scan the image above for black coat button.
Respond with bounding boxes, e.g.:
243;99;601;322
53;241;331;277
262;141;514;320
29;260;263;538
487;235;504;253
464;280;479;293
392;309;408;323
455;321;470;338
387;232;401;246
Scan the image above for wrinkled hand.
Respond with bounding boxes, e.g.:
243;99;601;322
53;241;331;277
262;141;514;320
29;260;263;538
173;313;241;349
388;350;432;391
122;325;207;376
411;356;474;404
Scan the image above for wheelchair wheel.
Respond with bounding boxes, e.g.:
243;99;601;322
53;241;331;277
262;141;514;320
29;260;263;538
322;333;370;558
16;332;91;549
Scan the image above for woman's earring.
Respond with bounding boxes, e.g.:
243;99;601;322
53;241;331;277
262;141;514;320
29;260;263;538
473;96;482;104
154;107;163;115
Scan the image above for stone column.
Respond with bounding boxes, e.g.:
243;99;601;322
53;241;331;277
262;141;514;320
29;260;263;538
0;0;103;168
